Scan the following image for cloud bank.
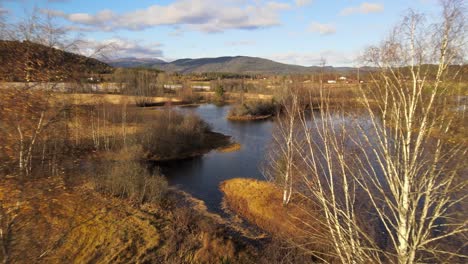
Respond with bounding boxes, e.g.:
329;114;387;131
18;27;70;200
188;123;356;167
45;0;292;33
75;38;164;59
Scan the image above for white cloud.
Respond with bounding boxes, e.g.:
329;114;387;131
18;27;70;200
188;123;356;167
46;0;291;33
340;2;384;16
295;0;313;7
75;38;164;59
308;22;336;35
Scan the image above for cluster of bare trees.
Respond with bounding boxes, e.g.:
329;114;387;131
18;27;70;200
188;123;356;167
114;68;163;106
267;1;467;263
0;10;68;177
0;9;112;178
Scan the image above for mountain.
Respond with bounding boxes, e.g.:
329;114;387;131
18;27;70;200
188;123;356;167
0;40;113;82
105;57;167;68
105;55;377;75
106;56;317;74
154;56;314;74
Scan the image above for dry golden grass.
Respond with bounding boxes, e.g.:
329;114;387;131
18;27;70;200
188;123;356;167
56;93;181;105
217;142;242;153
0;176;259;264
66;120;142;142
227;114;272;121
0;177;165;264
221;178;333;259
220;178;323;238
221;178;282;223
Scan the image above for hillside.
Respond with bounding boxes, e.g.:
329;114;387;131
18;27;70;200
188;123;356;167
0;40;113;82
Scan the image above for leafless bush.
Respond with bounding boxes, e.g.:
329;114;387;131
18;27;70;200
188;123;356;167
229;100;278;117
138;109;210;159
94;160;168;204
160;204;240;263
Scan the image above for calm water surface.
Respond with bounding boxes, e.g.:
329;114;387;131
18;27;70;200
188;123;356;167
159;104;274;213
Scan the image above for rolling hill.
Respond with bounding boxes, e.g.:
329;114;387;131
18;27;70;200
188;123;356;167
0;40;113;82
155;56;314;74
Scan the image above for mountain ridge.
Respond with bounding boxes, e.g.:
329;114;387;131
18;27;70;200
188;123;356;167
106;55;362;74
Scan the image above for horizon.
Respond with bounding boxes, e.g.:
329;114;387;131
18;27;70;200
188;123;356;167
1;0;442;67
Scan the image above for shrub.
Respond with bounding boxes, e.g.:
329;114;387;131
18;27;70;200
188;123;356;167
138;109;210;159
94;160;168;204
228;100;277;117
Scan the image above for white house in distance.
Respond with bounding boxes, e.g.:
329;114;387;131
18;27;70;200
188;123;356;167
163;84;183;90
338;76;347;81
327;80;337;84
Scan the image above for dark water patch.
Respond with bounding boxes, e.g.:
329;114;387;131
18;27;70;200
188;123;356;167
158;104;274;214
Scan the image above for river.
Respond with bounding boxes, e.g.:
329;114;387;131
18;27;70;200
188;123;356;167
159;104;274;214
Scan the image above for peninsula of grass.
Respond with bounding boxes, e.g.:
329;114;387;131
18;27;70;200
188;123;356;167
217;142;242;153
227;100;277;121
220;178;330;253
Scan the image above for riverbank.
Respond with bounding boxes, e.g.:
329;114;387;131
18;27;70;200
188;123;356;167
217;142;242;153
227;100;277;122
227;114;272;121
220;178;331;256
57;98;237;163
221;178;306;237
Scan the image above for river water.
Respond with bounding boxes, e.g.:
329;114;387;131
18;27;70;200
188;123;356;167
159;104;274;214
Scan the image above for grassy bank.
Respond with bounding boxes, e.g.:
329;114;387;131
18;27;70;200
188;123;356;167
217;142;242;153
220;178;322;238
220;178;332;259
227;114;272;121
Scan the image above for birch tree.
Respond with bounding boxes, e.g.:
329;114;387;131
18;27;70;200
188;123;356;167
270;1;467;262
266;86;301;205
0;10;100;177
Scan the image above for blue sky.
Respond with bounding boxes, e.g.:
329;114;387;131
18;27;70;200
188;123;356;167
1;0;442;66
